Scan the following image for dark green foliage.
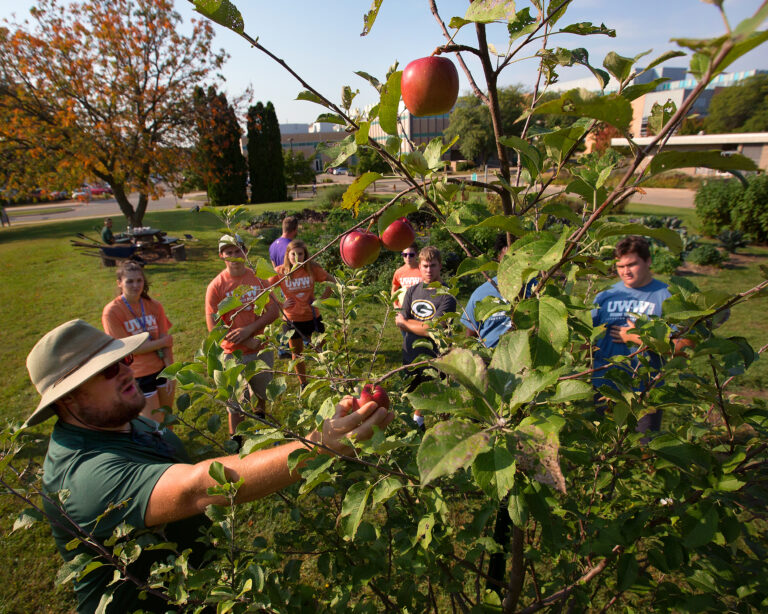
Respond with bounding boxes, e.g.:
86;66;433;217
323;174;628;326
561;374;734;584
717;228;749;253
283;150;315;186
313;185;347;210
247;101;287;203
695;179;742;236
730;174;768;243
444;86;528;164
651;247;682;274
355;147;391;175
686;244;726;266
192;86;248;206
704;74;768;133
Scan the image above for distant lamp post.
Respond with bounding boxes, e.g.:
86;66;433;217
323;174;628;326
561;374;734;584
288;138;293;153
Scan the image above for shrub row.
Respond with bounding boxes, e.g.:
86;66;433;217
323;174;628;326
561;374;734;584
695;174;768;242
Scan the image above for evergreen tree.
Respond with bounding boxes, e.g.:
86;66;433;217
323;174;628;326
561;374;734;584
247;101;287;203
193;86;248;206
247;102;268;203
264;102;287;201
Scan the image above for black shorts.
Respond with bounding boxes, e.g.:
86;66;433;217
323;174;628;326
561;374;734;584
283;317;324;340
135;370;168;396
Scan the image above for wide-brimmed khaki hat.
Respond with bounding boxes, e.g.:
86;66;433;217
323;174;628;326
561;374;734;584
24;319;148;427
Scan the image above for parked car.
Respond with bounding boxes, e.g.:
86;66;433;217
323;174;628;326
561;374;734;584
330;167;348;175
88;183;112;196
72;186;92;201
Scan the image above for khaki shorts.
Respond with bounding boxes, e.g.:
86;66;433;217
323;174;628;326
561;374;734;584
227;350;274;413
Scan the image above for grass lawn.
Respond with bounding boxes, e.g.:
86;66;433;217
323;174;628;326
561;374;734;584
1;201;766;611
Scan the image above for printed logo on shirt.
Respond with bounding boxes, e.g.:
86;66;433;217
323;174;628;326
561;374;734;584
223;285;263;312
400;276;422;288
412;300;436;320
606;299;656;315
124;315;158;335
285;275;312;292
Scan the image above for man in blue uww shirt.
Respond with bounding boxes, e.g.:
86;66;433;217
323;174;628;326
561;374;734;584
591;235;672;432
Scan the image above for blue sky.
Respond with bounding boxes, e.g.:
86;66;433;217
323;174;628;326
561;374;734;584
2;1;766;123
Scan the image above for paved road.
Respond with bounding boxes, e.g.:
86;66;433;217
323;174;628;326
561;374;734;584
4;179;696;226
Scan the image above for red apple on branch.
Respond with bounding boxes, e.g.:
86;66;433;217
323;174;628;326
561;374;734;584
340;229;381;268
381;217;416;252
353;384;390;411
401;56;459;117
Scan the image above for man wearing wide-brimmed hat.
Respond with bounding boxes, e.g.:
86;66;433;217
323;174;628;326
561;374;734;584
206;233;280;437
26;319;393;614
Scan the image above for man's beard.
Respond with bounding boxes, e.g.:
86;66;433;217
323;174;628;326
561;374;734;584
77;394;146;429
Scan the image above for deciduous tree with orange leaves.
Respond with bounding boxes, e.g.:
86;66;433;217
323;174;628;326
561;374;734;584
0;0;226;225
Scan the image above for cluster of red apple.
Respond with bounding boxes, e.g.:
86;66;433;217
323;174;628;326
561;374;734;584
339;216;416;268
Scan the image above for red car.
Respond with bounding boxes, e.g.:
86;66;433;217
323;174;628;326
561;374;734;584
88;183;113;196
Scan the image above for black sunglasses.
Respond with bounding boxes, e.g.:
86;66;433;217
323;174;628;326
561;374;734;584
100;354;134;380
402;252;416;257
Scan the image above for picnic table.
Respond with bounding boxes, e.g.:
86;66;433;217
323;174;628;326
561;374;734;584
114;226;184;259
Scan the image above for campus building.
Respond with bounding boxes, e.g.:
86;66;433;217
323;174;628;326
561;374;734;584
549;67;767;137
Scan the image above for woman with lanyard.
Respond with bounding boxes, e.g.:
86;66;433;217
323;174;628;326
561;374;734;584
269;239;334;388
102;261;174;424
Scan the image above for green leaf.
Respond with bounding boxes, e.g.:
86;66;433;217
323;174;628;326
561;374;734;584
616;553;639;591
559;22;615;37
621;78;669;102
323;135;358;169
314;113;345;127
713;30;768;78
434;348;489;398
490;329;531;374
12;508;43;532
295;90;328;107
514;296;569;367
603;51;634;83
647;100;676;136
424;137;447;169
551;379;593;402
377;201;418;235
371;477;402;507
500;135;542;178
650;150;758;175
341;172;381;216
640;50;687;75
540;119;591;165
379;71;402;135
733;6;768;37
507;7;537;41
649;434;712;472
355;121;371;145
507;481;528;526
509;367;563;408
193;0;244;34
417;420;491;486
208;461;228;485
510;421;566;493
454;255;498;279
527;89;632;130
339;481;371;540
473;444;516;501
594;222;683;254
407;380;480;419
682;503;719;548
360;0;383;36
464;0;518;24
354;70;382;92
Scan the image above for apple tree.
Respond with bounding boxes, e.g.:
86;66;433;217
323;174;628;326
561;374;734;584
5;0;768;612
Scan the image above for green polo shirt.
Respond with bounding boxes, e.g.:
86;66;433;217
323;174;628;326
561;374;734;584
42;418;209;613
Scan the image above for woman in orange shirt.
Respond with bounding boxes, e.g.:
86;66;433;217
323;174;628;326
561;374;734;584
269;239;334;386
102;261;174;424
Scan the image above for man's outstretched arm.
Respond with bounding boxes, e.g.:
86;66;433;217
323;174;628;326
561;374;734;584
144;398;393;526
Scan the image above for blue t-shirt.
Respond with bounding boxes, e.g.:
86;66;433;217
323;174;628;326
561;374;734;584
269;237;291;267
460;277;536;348
591;278;670;391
